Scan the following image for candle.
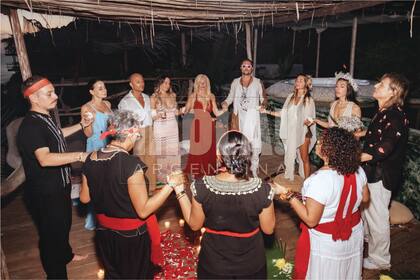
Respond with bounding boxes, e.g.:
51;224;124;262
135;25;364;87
200;227;206;234
179;219;185;227
164;221;170;229
97;269;105;279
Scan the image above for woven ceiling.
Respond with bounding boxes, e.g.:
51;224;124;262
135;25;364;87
1;1;385;27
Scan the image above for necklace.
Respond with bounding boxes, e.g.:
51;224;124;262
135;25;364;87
239;77;252;111
107;143;129;153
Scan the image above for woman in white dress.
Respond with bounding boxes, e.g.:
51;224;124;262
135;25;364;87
150;77;181;184
277;127;369;279
262;74;316;180
314;72;361;128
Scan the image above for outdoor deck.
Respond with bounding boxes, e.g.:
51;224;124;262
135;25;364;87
2;154;419;279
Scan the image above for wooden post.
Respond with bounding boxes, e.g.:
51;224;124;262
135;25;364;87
292;29;296;55
349;17;358;76
245;23;252;61
253;28;258;71
315;28;326;78
9;9;32;80
181;31;187;67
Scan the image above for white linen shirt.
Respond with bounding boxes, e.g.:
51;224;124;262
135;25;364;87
118;90;152;128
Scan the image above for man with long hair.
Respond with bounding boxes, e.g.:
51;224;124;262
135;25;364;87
359;73;409;270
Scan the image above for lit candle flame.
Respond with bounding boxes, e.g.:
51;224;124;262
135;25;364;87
97;269;105;279
200;227;206;234
179;219;185;227
164;221;170;229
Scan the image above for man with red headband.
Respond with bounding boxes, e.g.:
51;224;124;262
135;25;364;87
17;75;92;279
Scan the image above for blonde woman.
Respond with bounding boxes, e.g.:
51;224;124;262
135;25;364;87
262;74;316;180
150;77;181;184
182;74;226;178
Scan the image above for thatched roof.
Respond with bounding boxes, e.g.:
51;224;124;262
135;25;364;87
1;1;385;27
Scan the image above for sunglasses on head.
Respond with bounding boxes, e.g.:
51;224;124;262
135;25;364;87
241;65;252;69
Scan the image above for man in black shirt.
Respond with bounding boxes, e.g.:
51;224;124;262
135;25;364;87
17;76;93;279
358;73;409;270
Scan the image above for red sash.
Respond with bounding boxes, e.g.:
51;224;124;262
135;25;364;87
204;227;260;238
293;174;360;280
96;214;163;266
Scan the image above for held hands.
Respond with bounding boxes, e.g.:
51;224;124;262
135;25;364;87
304;117;314;126
167;170;186;191
221;102;228;111
270;181;290;196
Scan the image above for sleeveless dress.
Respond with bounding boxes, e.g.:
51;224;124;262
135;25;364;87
153;102;180;183
86;103;112;152
85;103;112;230
328;101;354;127
184;100;216;178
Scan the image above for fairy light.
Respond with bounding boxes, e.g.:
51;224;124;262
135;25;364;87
164;221;171;229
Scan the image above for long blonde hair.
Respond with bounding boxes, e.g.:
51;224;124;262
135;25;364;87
193;74;212;97
291;74;312;106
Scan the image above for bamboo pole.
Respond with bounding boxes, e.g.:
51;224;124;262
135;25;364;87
315;28;325;77
245;23;252;61
349;17;358;76
292;29;296;55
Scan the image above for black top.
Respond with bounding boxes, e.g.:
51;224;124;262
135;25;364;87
192;176;274;276
362;105;409;194
82;150;147;218
17;111;71;194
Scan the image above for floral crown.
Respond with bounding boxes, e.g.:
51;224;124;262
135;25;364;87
335;71;358;92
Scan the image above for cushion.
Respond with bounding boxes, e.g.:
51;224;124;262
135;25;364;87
389;200;414;225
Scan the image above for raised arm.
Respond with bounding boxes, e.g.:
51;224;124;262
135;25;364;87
128;170;174;219
290;197;325;228
80;104;94;138
174;184;205;231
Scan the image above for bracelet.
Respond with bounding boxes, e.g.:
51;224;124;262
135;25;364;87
176;190;186;200
77;152;83;162
286;191;296;201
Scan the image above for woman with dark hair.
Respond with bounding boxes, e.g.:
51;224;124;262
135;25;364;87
314;72;362;128
150;77;181;184
80;79;113;230
80;110;182;279
262;74;316;180
173;130;275;279
277;127;369;279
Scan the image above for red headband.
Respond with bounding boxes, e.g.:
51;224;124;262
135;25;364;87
23;78;52;98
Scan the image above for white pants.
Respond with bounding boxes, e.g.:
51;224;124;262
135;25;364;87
251;148;260;178
362;180;391;268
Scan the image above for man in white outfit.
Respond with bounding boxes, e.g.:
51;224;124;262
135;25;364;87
118;73;157;193
222;59;267;177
